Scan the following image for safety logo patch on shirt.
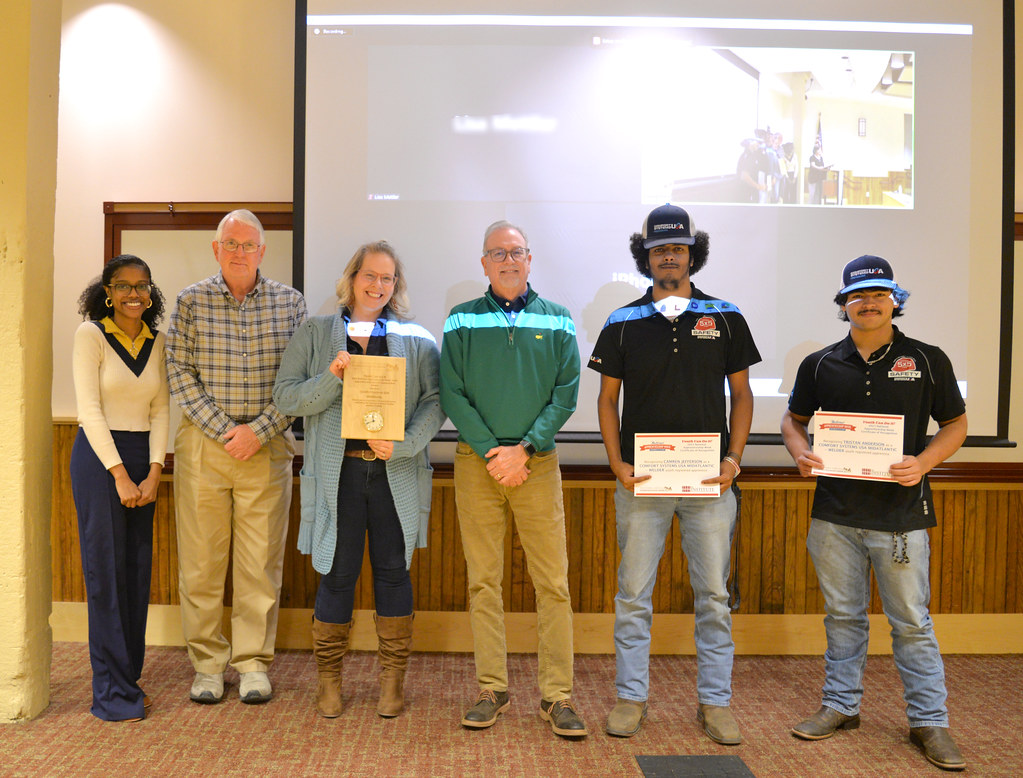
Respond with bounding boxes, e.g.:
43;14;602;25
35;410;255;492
692;315;720;339
888;356;922;381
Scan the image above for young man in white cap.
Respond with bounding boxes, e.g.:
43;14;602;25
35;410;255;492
781;255;968;771
588;204;760;743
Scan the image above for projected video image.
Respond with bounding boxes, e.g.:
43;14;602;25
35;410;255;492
364;40;913;209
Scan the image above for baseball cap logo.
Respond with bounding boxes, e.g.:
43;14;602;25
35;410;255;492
694;316;716;331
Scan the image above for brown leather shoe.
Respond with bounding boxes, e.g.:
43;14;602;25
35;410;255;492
791;705;860;740
910;727;966;771
539;698;588;738
697;703;742;745
605;698;647;737
461;689;510;728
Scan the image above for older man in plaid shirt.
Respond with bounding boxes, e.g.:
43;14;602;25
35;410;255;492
166;209;307;705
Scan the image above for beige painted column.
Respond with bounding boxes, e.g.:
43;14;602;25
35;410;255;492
0;0;60;721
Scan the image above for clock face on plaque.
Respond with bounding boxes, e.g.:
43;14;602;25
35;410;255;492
363;410;384;432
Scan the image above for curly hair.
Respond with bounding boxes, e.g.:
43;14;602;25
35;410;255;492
833;288;909;321
629;230;710;279
78;254;166;328
335;240;410;319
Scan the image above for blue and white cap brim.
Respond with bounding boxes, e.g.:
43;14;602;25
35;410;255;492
643;235;696;248
840;278;897;294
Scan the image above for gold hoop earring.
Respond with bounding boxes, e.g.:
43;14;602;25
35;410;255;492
105;298;113;308
146;299;153;309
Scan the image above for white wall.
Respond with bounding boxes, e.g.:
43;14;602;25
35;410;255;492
50;0;1023;465
52;0;295;418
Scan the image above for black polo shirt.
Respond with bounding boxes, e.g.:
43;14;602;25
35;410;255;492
588;285;761;463
787;326;965;532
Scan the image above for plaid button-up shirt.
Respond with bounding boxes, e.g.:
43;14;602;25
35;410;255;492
166;272;307;445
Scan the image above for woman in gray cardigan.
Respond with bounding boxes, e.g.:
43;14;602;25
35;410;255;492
273;241;443;719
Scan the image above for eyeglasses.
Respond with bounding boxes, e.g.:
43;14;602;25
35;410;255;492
107;282;152;295
358;271;396;287
484;247;529;263
650;245;689;257
219;239;262;254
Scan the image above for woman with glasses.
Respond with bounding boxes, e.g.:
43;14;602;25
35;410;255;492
274;241;443;719
71;254;169;721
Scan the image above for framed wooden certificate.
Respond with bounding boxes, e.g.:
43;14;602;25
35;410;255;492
340;355;406;441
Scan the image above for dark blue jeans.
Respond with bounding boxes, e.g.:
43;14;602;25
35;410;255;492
314;457;412;624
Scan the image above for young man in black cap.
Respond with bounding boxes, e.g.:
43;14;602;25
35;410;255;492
781;255;968;771
589;203;760;742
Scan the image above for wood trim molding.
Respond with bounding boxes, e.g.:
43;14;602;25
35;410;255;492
102;201;293;262
50;604;1023;655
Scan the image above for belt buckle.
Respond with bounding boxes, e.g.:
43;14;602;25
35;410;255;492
360;450;377;461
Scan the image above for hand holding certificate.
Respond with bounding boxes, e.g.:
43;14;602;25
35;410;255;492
810;411;903;482
634;433;721;497
340;354;406;440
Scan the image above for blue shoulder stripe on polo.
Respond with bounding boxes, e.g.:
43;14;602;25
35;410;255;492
603;302;658;327
602;298;742;329
385;319;437;343
517;311;576;335
443;310;508;333
692;298;741;314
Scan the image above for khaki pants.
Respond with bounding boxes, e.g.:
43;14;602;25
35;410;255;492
454;442;573;701
174;419;294;674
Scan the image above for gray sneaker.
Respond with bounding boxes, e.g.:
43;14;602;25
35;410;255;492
239;671;273;704
189;672;224;704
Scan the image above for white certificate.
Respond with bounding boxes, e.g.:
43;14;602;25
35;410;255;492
810;411;904;483
633;433;721;497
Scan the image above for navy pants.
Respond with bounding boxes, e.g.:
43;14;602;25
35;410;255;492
70;428;154;721
314;457;412;624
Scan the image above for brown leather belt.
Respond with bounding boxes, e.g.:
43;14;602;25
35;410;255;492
344;449;378;461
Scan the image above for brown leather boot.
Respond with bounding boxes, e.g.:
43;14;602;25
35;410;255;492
375;613;413;718
311;617;351;718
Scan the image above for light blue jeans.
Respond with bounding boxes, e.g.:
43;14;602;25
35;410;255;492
613;482;737;705
807;519;949;728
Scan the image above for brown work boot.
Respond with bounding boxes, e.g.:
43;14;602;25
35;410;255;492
605;697;647;737
791;705;861;740
311;617;352;718
375;613;414;717
910;726;966;771
697;703;742;745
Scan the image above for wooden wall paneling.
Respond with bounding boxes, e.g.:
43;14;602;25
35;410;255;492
986;490;1006;612
964;490;981;613
739;489;761;613
768;489;787;613
1009;492;1021;611
586;487;607;614
600;490;618;613
48;422;1023;621
950;489;966;613
930;491;945;613
427;485;445;611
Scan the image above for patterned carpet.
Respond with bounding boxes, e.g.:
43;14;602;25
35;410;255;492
1;643;1020;777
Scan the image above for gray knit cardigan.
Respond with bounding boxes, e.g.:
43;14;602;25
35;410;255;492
272;313;443;572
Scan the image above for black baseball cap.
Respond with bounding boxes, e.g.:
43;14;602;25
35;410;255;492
642;204;696;248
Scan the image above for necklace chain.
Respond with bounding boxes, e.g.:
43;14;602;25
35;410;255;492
864;341;893;366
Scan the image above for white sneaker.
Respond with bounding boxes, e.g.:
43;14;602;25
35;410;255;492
239;671;272;704
189;672;224;704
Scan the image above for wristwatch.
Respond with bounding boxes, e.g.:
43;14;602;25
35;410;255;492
520;440;537;457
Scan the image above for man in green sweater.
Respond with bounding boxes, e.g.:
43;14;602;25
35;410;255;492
440;220;585;738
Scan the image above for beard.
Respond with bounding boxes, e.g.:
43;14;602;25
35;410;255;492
655;276;685;292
